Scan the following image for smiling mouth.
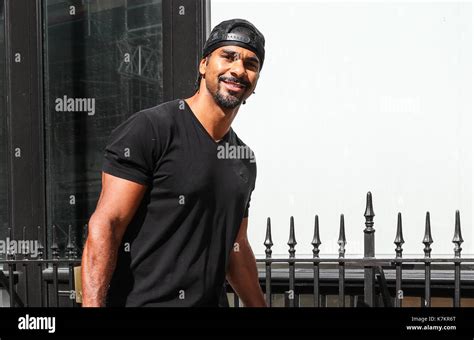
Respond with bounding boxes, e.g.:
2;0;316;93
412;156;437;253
221;80;246;92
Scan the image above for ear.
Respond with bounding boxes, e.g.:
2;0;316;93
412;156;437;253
199;57;208;78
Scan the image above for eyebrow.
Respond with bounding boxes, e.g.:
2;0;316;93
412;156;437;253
221;49;260;66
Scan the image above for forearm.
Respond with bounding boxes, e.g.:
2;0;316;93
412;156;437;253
81;216;121;307
226;239;266;307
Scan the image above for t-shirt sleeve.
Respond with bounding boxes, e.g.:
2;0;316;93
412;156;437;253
243;180;256;218
243;156;257;218
102;112;158;185
243;193;252;218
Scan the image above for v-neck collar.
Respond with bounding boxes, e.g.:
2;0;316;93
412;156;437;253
183;99;233;145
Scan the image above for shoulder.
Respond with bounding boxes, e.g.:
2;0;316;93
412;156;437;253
130;99;186;144
107;100;183;152
140;99;183;127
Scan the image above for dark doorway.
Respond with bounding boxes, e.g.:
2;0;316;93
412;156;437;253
1;0;209;306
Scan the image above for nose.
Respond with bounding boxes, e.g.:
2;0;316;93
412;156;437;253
229;59;246;79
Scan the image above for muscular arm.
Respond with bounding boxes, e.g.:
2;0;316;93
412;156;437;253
226;218;266;307
81;172;147;307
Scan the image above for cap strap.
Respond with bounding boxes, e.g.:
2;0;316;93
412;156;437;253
224;33;251;44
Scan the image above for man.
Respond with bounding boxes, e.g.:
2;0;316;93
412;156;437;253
81;19;266;307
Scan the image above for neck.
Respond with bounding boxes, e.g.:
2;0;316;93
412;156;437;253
184;88;240;141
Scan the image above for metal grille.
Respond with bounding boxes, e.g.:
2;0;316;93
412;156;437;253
229;192;473;308
1;192;472;307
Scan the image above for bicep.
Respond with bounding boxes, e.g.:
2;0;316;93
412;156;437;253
235;218;249;243
89;172;148;243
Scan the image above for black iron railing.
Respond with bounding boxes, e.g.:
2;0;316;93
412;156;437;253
1;192;473;307
0;225;81;307
236;192;473;307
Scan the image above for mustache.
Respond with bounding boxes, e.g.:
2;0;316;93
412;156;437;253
218;75;250;88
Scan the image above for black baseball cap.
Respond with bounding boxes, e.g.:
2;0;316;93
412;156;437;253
202;18;266;70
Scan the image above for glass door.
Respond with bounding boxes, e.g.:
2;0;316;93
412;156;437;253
43;0;165;254
0;0;208;305
0;0;8;243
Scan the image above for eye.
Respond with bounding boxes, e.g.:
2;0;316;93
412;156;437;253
222;53;234;61
245;61;259;71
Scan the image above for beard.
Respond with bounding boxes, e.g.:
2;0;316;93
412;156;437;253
208;75;249;109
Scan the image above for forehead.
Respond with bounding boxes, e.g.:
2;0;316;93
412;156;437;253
214;45;259;60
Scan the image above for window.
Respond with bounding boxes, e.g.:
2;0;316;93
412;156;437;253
43;0;164;255
0;0;8;244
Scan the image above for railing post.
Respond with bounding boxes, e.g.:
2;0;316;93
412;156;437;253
422;212;433;307
22;227;29;307
67;225;77;307
452;210;463;307
7;227;15;307
264;217;273;307
363;192;375;307
287;216;297;307
37;226;45;307
394;212;404;307
51;225;60;307
338;214;346;307
311;215;321;307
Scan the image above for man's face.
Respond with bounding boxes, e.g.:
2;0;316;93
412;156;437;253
200;45;260;109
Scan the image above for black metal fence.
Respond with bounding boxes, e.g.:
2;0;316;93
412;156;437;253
233;192;474;307
1;192;473;307
0;225;81;307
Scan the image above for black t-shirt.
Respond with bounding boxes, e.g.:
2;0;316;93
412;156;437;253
102;99;256;307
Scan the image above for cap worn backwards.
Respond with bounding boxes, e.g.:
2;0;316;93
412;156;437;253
202;18;265;70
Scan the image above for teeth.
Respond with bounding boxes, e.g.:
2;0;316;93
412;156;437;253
226;81;242;88
223;80;242;87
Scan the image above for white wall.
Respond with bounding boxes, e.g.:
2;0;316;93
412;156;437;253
211;1;473;257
